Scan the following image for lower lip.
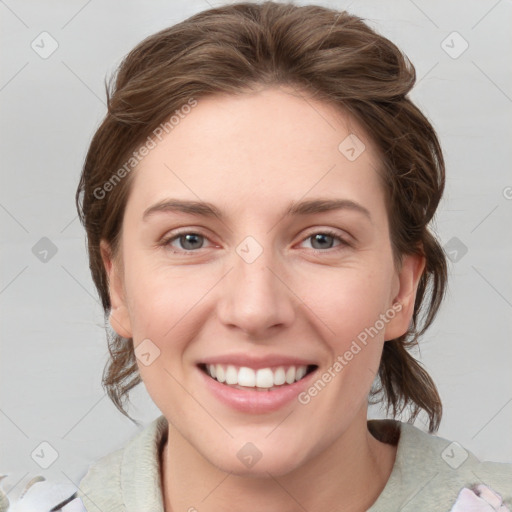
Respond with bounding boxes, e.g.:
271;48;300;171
198;366;318;413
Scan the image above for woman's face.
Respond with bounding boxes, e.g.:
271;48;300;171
102;86;423;476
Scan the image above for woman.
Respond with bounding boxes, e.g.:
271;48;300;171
73;2;511;511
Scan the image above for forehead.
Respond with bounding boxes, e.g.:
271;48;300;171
125;86;386;221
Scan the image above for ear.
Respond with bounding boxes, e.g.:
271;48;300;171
383;252;426;341
100;239;133;338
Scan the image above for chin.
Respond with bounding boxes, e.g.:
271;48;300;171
205;439;308;478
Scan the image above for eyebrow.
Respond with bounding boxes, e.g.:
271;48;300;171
142;198;372;222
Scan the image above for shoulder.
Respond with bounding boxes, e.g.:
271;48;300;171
77;415;168;512
77;446;124;511
368;419;512;511
400;421;512;488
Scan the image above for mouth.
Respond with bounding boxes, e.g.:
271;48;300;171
197;363;318;392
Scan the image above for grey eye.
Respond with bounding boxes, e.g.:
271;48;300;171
309;233;337;250
178;233;205;250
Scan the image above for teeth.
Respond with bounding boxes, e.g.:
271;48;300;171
256;368;274;388
225;365;238;385
296;366;307;380
273;367;286;385
216;365;226;383
205;364;311;388
238;367;256;387
285;366;296;384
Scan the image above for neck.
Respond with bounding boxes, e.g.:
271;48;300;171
161;411;397;512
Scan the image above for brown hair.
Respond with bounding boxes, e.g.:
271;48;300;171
76;1;447;432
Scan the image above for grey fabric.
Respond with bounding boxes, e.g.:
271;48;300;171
77;415;512;511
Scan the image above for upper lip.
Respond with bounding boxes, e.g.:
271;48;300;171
199;354;318;370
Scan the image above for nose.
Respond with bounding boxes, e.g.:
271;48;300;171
216;239;296;337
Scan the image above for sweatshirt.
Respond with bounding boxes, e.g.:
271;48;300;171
76;415;512;511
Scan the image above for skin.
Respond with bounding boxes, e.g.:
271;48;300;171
101;85;425;511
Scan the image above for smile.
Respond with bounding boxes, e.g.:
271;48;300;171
199;363;317;391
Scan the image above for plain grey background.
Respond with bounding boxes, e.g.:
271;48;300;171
1;0;511;498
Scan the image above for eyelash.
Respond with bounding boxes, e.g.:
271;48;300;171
159;228;351;255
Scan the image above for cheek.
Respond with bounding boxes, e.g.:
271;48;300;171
305;265;393;346
306;270;391;406
123;256;208;338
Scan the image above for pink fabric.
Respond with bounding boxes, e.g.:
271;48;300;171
451;484;510;512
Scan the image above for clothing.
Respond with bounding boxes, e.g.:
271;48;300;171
0;477;86;512
77;415;512;511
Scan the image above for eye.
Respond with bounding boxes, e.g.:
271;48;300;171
161;231;212;253
160;228;350;254
299;230;349;252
